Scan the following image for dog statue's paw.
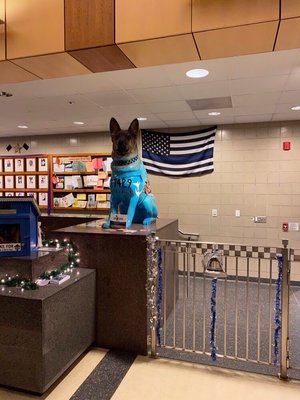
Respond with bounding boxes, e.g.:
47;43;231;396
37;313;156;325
102;221;110;229
142;217;156;226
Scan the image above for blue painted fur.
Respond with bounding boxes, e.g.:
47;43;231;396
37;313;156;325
102;118;158;229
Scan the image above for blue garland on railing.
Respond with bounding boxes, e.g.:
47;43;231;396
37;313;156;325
210;278;217;361
274;254;283;366
156;248;163;346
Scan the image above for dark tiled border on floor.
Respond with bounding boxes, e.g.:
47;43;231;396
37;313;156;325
70;350;136;400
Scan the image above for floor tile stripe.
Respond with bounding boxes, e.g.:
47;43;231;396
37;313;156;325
70;350;137;400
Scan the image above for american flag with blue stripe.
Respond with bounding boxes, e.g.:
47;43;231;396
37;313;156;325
141;126;217;177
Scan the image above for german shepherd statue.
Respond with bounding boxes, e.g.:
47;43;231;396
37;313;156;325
102;118;158;229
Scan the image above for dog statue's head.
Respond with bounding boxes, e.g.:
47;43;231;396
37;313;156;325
110;118;139;158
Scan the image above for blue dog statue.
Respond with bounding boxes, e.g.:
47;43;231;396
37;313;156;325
102;118;158;229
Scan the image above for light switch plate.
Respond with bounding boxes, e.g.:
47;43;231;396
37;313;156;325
212;209;218;217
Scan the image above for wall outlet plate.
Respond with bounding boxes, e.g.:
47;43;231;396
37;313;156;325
254;216;267;223
212;209;218;217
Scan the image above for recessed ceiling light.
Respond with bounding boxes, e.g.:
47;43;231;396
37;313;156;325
208;112;221;116
17;125;28;129
73;121;84;125
291;106;300;111
137;117;147;121
186;69;209;78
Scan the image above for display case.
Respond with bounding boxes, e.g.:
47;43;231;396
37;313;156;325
0;155;50;210
50;153;112;211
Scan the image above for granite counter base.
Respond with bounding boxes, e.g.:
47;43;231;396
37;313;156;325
0;268;96;394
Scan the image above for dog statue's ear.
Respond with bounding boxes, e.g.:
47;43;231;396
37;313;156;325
128;118;139;138
110;118;121;136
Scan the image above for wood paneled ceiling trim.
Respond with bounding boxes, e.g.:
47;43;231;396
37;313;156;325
11;53;92;79
69;45;136;73
194;21;279;60
275;17;300;50
192;0;279;32
118;34;199;68
0;60;39;84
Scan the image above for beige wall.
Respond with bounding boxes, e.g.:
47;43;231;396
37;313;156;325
1;120;300;248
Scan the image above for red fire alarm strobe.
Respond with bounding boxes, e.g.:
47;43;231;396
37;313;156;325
282;222;289;232
283;141;291;151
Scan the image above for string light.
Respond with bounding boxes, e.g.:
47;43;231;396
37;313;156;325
0;239;79;290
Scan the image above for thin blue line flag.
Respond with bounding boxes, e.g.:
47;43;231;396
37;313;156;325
141;126;217;177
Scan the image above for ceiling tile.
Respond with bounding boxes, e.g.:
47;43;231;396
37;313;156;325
232;92;281;107
198;116;235;125
104;65;173;89
155;111;196;121
279;90;300;104
144;101;190;113
176;80;230;100
164;119;200;128
235;114;273;123
271;112;300;121
234;104;276;115
82;90;136;106
227;48;298;79
230;75;288;95
193;108;234;118
127;86;183;103
163;58;232;84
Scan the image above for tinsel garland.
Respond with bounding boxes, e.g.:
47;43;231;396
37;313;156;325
0;239;79;290
146;233;158;354
156;248;163;346
210;278;217;361
274;254;283;366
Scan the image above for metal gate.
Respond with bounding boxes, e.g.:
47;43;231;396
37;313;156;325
147;235;300;380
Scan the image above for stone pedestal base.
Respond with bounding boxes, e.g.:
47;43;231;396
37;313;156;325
0;248;69;280
0;268;95;394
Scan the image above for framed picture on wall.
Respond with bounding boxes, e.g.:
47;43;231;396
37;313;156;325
0;176;3;188
16;175;25;189
5;192;14;197
0;159;2;172
38;175;48;188
4;159;13;172
4;175;14;188
16;192;25;197
38;192;48;206
27;192;37;200
26;175;36;189
26;158;36;172
14;158;24;172
38;157;48;171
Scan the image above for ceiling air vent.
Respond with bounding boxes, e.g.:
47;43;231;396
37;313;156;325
187;96;232;111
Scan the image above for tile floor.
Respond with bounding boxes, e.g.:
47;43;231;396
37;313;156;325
1;349;300;400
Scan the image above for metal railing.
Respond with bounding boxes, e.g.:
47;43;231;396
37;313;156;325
147;237;298;380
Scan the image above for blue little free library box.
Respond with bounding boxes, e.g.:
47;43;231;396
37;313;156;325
0;197;40;257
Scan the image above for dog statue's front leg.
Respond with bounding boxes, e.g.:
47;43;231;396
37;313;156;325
126;196;139;228
102;197;117;229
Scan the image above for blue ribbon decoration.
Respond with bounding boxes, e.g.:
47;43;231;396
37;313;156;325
156;248;163;346
210;278;217;361
274;255;283;366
